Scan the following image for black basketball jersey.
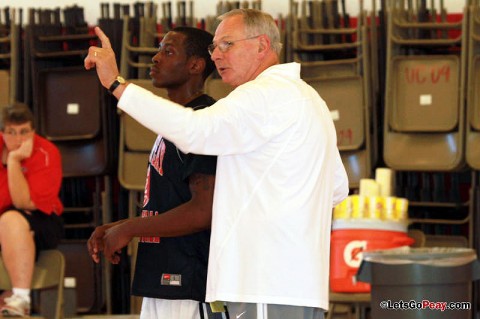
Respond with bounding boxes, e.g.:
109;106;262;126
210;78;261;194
132;94;217;301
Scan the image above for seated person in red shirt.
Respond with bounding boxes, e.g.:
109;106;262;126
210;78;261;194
0;103;64;317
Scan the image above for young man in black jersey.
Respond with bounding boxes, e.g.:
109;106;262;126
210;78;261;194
87;27;227;319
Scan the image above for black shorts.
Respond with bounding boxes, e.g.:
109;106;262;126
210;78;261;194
3;208;64;259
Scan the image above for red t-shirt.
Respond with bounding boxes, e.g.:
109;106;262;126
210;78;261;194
0;134;63;215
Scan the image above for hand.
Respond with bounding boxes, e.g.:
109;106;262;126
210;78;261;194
84;26;120;89
8;138;33;162
102;221;134;264
87;223;112;263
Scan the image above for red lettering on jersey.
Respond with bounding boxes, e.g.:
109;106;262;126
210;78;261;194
143;166;151;207
141;136;165;244
150;136;166;176
140;210;161;243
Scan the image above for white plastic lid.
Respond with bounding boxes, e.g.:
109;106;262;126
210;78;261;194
332;219;408;232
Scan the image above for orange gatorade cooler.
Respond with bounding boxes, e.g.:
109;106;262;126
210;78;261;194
329;220;414;292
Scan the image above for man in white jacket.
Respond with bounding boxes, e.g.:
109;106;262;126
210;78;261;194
85;8;349;319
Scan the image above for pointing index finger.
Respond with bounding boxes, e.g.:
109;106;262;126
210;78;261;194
95;26;112;49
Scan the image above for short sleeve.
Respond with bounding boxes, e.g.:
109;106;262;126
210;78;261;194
181;152;217;181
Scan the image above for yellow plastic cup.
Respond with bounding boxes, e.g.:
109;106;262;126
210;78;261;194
382;196;397;221
395;198;409;221
351;195;367;219
366;196;382;219
333;197;352;220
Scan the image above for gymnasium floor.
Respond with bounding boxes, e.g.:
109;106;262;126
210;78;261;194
68;316;139;319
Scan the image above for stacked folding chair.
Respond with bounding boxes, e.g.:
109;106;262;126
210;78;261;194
289;0;377;189
26;7;112;178
175;1;197;27
117;12;161;222
467;2;480;316
467;2;480;171
97;3;132;181
383;1;476;258
118;10;166;210
0;7;19;109
383;0;467;171
23;6;114;314
99;3;127;61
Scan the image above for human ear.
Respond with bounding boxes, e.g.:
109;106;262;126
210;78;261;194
258;35;271;54
189;57;206;76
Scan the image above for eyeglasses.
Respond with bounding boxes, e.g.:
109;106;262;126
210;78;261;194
208;35;261;55
3;128;33;137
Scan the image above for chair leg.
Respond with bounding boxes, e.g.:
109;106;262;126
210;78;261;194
355;304;360;319
326;303;335;319
38;288;61;319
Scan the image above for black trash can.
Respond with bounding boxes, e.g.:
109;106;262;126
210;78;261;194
356;247;480;319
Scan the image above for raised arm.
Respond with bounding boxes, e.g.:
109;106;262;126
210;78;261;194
84;27;129;99
7;138;36;210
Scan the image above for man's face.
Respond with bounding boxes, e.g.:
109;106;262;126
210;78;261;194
210;15;262;87
150;31;191;88
2;122;34;152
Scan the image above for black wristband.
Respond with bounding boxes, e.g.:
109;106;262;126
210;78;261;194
108;79;121;94
108;76;126;95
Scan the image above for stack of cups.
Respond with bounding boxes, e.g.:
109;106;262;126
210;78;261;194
333;168;409;221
